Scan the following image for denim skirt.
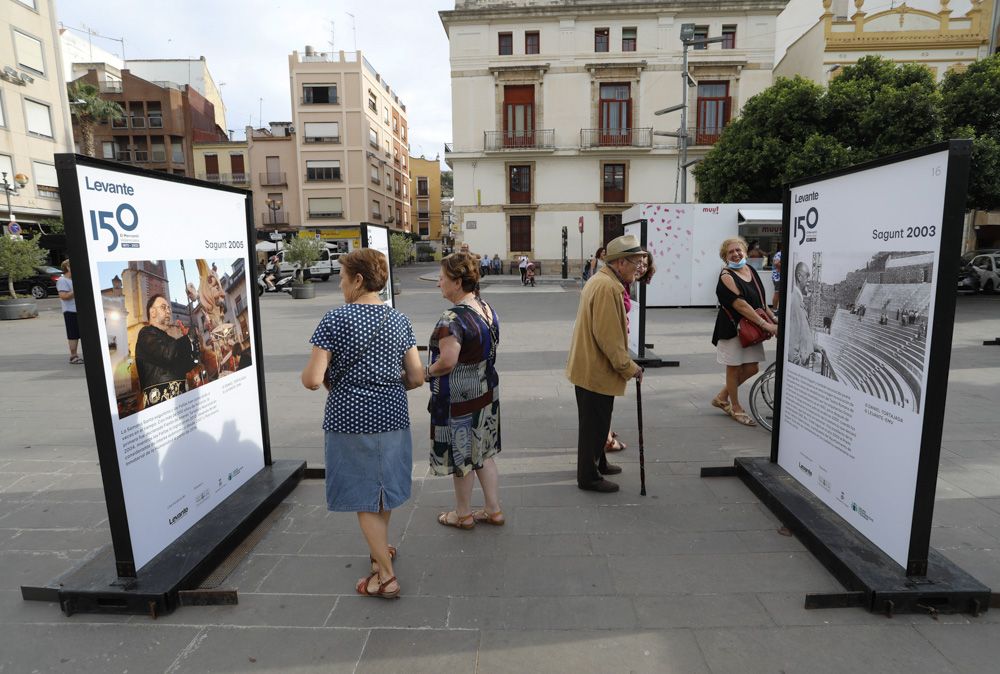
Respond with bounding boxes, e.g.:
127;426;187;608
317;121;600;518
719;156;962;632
324;428;412;512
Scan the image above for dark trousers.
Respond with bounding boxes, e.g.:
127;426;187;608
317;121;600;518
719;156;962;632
520;267;527;284
575;385;614;486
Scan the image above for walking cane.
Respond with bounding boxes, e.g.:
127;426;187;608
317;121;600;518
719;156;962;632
636;377;646;496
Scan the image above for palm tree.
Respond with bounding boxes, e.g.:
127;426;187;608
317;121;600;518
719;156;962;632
67;82;124;157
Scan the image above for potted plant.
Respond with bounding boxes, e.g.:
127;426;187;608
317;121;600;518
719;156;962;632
283;237;325;299
0;235;48;320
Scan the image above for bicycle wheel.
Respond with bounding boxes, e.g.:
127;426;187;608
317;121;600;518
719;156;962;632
748;362;776;432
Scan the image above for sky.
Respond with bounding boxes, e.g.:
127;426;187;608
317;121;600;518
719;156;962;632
56;0;455;163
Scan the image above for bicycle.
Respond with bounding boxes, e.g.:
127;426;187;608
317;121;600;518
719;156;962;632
748;361;776;432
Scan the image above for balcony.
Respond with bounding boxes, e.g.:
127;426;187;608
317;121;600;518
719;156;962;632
580;127;652;150
484;129;555;152
309;211;343;219
260;172;287;186
199;173;250;185
133;150;149;162
116;150;131;161
305;136;340;144
689;125;725;146
261;210;289;226
371;212;383;220
98;80;123;93
130;116;146;129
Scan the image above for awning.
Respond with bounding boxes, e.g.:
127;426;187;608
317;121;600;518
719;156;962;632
738;208;782;224
255;241;278;252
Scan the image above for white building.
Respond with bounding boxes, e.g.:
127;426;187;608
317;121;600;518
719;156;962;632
0;0;75;233
440;0;786;271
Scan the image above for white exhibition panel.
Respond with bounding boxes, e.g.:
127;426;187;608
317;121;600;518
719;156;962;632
623;221;642;356
364;224;394;308
624;203;778;306
77;164;264;570
776;150;948;568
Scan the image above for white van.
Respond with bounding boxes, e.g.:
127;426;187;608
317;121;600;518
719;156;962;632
274;247;340;281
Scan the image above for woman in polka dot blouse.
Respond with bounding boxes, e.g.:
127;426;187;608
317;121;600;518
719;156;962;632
302;249;424;599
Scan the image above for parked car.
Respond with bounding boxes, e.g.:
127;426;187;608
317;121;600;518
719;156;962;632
0;265;63;299
273;245;340;281
968;253;1000;293
958;262;981;293
961;248;1000;265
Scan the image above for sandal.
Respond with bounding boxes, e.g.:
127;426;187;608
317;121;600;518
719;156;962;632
604;432;627;452
711;397;732;415
731;411;757;427
356;571;400;599
69;356;84;364
472;509;505;526
437;511;475;529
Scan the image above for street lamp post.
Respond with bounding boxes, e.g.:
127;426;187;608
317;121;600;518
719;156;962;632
1;171;29;236
265;197;283;252
653;26;726;203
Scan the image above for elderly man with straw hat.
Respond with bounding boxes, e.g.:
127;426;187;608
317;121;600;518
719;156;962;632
566;234;646;493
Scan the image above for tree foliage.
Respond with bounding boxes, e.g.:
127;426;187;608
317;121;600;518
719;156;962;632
68;82;125;157
695;56;950;204
283;237;325;284
389;232;414;267
0;236;48;299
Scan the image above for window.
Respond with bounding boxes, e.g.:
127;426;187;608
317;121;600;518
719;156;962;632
32;161;58;198
503;85;534;148
510;215;532;252
498;32;513;55
171;136;184;163
372;199;382;219
602;214;623;246
368;92;377;112
595;28;609;53
102;141;115;159
599;83;631;144
394;178;401;194
387;204;393;222
525;31;539;55
204;154;219;177
15;0;38;8
417;177;428;196
24;99;52;138
417;199;430;217
384;106;390;124
403;183;408;198
0;92;5;127
509;165;531;204
304;121;340;143
419;220;429;237
693;25;709;49
303;84;337;104
309;197;343;217
369;128;379;147
230;154;245;179
622;27;637;52
0;156;14;183
603;164;625;202
306;160;341;181
370;165;380;184
385;139;390;156
722;25;736;49
696;82;730;144
386;168;392;186
14;31;44;75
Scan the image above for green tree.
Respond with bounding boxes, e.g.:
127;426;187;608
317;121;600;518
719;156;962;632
440;171;454;198
941;54;1000;210
68;82;125;157
389;233;414;267
695;57;943;203
282;237;325;284
0;236;48;299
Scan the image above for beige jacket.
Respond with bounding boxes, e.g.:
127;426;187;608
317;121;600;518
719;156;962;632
566;265;640;396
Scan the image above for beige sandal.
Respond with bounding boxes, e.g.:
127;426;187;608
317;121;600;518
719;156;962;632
472;509;505;526
437;511;475;529
731;411;757;427
711;397;733;415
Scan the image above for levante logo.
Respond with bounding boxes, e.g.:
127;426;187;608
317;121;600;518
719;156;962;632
793;191;820;245
85;177;139;252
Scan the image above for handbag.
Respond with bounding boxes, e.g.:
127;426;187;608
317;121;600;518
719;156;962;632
324;306;391;391
722;270;774;348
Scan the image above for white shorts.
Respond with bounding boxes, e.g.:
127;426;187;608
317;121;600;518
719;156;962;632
716;336;765;366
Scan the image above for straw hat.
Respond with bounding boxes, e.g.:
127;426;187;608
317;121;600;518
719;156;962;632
604;234;645;262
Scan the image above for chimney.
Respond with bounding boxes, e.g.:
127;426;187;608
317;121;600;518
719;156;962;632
304;45;315;56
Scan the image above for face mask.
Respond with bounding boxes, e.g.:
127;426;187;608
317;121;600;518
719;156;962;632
727;256;747;270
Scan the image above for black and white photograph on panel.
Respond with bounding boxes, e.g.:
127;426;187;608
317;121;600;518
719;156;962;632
785;250;933;413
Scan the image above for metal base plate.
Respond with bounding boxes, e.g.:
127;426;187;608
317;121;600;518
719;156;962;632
20;459;305;618
731;456;992;616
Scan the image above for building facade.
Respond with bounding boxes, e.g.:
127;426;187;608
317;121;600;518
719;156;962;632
0;0;75;234
69;67;228;178
775;0;995;83
440;0;785;271
288;48;411;240
409;155;443;243
124;58;228;131
246;122;300;234
192;140;249;188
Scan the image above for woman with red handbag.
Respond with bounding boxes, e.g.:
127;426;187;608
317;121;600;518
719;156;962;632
710;237;778;426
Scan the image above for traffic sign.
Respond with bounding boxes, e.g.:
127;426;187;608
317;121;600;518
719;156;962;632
8;222;21;235
578;216;584;233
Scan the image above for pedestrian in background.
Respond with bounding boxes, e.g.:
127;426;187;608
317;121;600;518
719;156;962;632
57;260;82;365
426;252;504;529
711;237;777;427
480;253;491;277
771;244;782;311
301;248;424;600
492;254;502;275
566;235;645;493
518;255;529;285
586;246;607;281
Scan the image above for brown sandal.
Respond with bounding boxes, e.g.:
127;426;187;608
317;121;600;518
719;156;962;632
437;511;475;529
356;571;400;599
605;432;627;452
472;509;505;526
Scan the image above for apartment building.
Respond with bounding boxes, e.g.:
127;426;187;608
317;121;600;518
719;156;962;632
288;48;411;240
409;155;443;243
69;66;227;177
246;122;300;233
192;140;249;188
0;0;74;234
440;0;784;270
124;58;228;131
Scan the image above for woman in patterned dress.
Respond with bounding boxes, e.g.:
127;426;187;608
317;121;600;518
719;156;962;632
425;252;504;529
301;248;424;599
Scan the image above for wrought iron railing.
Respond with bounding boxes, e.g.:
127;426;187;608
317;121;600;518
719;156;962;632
580;127;652;149
484;129;555;151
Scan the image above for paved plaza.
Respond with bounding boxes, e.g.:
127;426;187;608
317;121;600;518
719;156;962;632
1;262;1000;673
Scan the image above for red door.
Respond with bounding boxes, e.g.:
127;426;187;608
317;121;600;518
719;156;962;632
503;86;534;148
599;84;631;146
204;154;219;180
696;82;730;145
